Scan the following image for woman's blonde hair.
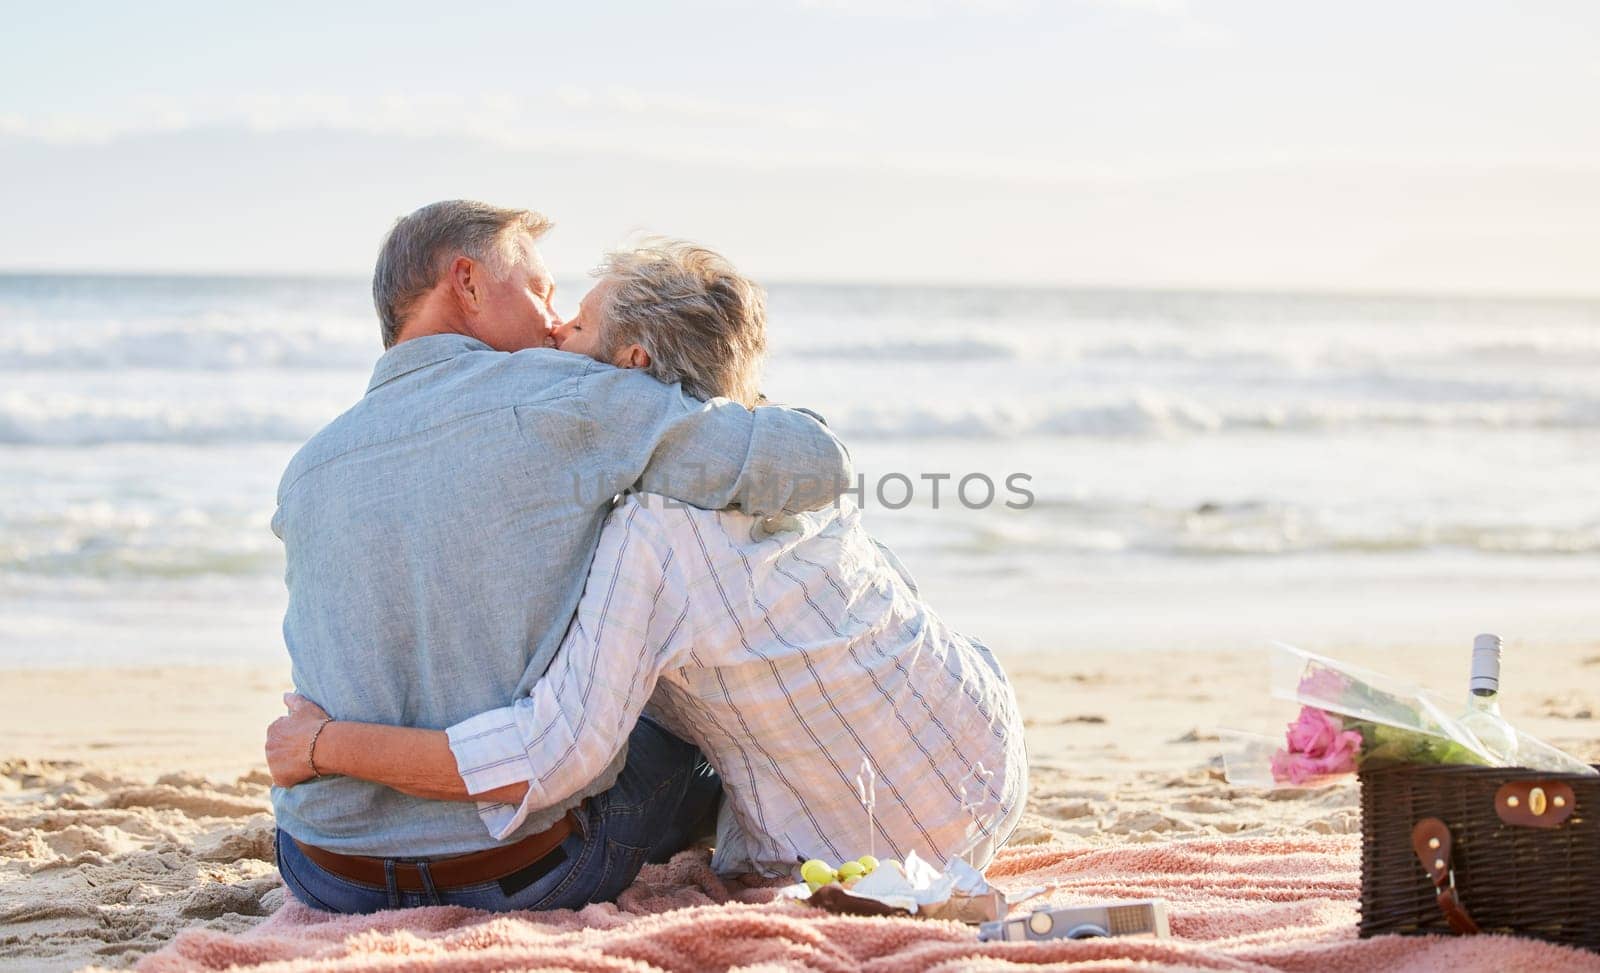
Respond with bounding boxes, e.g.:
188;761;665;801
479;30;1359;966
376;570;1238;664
594;240;767;407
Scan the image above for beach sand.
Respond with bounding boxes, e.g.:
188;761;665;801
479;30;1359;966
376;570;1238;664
3;644;1598;971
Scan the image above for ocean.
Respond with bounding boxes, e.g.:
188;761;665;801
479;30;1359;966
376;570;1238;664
3;274;1598;669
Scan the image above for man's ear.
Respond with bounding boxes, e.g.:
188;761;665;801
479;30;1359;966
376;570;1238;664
614;344;652;370
448;256;482;313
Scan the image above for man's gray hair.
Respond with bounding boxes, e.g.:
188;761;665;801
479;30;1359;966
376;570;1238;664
595;241;768;408
372;200;552;348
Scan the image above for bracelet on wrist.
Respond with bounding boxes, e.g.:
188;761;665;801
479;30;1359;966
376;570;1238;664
307;717;335;779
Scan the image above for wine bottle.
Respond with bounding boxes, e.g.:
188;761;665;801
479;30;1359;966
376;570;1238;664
1458;633;1518;765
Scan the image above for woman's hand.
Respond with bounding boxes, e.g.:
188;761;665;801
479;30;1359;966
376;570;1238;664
266;692;332;788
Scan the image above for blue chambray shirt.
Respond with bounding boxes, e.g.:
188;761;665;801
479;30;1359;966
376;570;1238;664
270;334;851;857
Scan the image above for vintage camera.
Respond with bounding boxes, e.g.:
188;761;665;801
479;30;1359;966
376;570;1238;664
977;899;1170;942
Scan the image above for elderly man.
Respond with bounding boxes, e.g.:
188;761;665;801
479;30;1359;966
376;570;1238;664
269;201;850;913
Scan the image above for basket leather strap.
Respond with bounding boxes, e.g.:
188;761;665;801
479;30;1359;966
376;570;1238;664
1411;818;1481;936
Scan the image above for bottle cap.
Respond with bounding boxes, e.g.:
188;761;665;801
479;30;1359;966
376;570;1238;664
1471;633;1502;693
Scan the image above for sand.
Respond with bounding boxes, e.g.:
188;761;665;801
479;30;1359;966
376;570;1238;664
2;644;1598;971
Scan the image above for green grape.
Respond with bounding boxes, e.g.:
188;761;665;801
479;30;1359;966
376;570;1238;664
800;859;836;887
836;861;865;882
857;855;880;874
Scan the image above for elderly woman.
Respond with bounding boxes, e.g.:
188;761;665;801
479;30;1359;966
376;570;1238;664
269;241;1027;880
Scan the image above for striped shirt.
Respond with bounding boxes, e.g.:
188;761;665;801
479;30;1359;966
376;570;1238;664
447;495;1028;875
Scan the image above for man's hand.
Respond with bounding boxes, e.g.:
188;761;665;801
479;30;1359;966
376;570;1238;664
266;692;332;788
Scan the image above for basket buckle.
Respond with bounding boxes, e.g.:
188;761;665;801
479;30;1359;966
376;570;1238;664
1411;818;1482;936
1495;780;1576;827
1437;867;1458;899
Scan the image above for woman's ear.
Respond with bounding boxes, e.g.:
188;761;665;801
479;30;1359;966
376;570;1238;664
614;344;652;370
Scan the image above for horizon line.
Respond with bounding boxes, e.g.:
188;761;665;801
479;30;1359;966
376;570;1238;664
1;267;1598;305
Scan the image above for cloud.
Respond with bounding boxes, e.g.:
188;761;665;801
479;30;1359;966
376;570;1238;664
0;90;1087;186
8;122;1599;294
795;0;1036;16
793;0;1190;16
787;0;1226;49
1095;0;1189;13
0;88;842;147
6;88;1594;191
0;95;1128;187
553;85;839;130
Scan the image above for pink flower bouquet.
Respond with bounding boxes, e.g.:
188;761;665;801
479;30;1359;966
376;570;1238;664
1270;706;1365;785
1226;644;1594;787
1222;644;1495;788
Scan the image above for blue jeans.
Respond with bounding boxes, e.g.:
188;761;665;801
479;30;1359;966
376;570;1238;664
276;717;721;913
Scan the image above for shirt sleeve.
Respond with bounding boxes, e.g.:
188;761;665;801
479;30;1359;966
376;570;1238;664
870;537;921;597
573;362;852;517
445;500;694;839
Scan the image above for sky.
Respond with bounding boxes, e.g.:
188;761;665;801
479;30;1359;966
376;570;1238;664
3;0;1599;293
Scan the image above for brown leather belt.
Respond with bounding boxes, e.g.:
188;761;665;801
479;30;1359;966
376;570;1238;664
291;808;581;893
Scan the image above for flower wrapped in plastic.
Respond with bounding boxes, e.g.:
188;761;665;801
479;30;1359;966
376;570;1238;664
1270;707;1366;784
1221;643;1594;787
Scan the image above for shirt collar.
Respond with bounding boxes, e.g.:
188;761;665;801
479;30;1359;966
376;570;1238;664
367;333;494;393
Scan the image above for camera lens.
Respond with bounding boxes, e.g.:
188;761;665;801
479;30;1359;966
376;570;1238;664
1066;923;1109;939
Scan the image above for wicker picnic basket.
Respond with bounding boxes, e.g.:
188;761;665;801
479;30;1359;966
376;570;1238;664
1359;763;1600;950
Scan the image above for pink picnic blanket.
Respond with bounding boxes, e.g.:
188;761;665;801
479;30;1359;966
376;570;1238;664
139;835;1600;972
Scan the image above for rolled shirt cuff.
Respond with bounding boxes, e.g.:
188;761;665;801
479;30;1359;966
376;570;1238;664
446;706;538;796
471;799;526;842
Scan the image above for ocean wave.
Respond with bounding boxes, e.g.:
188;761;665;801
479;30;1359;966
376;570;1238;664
782;330;1600;371
7;391;1600;447
0;503;281;579
1074;339;1295;367
0;325;375;372
789;336;1020;362
1074;334;1600;368
918;501;1600;559
9;316;1597;379
1407;336;1600;367
0;543;281;579
5;492;1595;586
0;393;329;445
1166;520;1600;558
832;394;1600;440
